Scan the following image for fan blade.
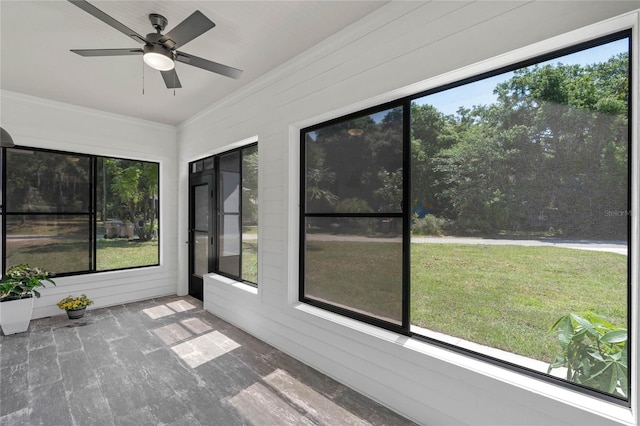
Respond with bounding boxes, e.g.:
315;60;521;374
159;11;215;50
176;52;242;80
68;0;147;44
71;48;143;57
160;69;182;89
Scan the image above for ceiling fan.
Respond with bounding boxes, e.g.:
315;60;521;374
68;0;243;89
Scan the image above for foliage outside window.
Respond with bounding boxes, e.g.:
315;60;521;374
300;32;631;401
3;147;160;275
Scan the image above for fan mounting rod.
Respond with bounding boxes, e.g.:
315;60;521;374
149;13;168;33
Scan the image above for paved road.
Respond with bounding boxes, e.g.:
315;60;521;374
10;233;627;255
307;234;627;255
411;236;627;255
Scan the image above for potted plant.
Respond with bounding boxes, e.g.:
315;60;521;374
57;294;93;319
0;264;56;334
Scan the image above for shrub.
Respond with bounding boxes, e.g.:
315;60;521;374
548;312;628;398
335;198;374;234
411;214;449;236
335;198;373;214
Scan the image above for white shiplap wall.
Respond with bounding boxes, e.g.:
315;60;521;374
181;2;640;425
0;90;178;319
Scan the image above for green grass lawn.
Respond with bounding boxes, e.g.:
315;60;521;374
96;239;159;270
305;240;403;323
6;238;159;273
6;218;159;273
411;244;626;361
242;239;258;283
7;238;91;274
304;241;627;362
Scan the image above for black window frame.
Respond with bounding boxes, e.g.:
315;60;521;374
299;101;411;334
189;142;258;286
2;146;161;277
299;29;633;405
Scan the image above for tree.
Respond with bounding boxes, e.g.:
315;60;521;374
411;51;629;238
101;158;158;241
6;150;90;213
305;134;338;211
307;107;404;214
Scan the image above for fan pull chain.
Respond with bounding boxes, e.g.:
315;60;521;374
142;59;145;95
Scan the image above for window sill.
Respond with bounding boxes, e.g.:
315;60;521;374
204;273;258;296
294;303;634;425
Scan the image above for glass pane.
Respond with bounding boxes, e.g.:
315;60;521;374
6;149;90;213
6;215;91;274
203;156;214;170
304;107;403;214
194;184;209;231
218;151;241;278
220;152;240;214
222;171;240;213
410;36;629;399
304;217;403;324
221;215;241;256
242;145;258;283
219;214;240;277
96;157;159;271
194;231;209;277
242;238;258;284
0;148;3;211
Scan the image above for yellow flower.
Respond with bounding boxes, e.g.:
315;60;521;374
57;294;94;311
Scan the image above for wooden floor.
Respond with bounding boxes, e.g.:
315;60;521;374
0;295;414;425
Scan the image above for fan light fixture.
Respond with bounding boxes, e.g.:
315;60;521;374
1;127;16;148
143;45;174;71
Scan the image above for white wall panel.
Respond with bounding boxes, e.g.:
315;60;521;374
0;90;179;318
190;2;638;425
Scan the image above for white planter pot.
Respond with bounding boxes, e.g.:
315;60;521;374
0;297;35;335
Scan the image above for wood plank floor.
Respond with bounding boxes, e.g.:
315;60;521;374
0;295;415;425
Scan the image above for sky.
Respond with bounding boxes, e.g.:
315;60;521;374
413;37;629;116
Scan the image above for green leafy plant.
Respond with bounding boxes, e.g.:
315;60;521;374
548;312;628;398
0;264;56;301
57;294;93;311
411;213;450;236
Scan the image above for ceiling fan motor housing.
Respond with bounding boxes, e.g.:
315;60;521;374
148;13;168;32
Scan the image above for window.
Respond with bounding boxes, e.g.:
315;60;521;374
300;31;631;402
3;147;160;275
301;106;406;328
190;143;258;284
241;145;258;283
96;157;160;271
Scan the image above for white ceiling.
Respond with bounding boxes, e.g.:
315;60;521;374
0;1;387;126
